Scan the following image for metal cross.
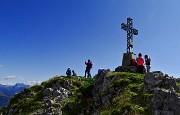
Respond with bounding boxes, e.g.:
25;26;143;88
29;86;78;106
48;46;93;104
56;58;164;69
121;18;138;53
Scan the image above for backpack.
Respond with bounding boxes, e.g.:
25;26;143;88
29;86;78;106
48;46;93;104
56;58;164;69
137;57;144;65
89;61;93;68
145;57;151;65
131;59;137;66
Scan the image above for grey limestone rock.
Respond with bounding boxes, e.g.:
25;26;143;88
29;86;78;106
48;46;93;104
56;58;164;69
40;79;72;115
92;69;123;112
144;71;179;92
151;88;180;115
144;71;180;115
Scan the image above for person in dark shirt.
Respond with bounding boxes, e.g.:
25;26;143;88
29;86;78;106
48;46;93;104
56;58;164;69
72;70;77;76
144;55;151;73
66;67;71;77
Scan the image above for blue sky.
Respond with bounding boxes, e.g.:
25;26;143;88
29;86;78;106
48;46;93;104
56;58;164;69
0;0;180;85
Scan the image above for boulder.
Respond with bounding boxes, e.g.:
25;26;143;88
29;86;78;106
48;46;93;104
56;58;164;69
144;71;180;115
40;79;72;115
144;71;179;92
152;88;180;115
92;69;120;110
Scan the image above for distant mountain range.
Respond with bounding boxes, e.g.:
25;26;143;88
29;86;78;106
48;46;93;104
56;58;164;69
0;83;30;107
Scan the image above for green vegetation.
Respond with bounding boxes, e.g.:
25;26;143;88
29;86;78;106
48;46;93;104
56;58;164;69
7;84;44;114
176;80;180;89
61;76;94;115
101;72;152;115
1;76;94;114
3;72;176;115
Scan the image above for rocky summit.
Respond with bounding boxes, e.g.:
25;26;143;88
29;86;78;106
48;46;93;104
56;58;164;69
0;70;180;115
144;71;180;115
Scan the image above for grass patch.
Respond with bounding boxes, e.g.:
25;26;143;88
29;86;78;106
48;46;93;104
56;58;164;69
100;72;152;115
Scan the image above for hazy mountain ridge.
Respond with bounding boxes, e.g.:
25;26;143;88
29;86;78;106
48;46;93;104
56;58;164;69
0;83;30;107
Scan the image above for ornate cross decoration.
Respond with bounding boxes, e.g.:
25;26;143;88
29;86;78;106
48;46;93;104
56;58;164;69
121;18;138;53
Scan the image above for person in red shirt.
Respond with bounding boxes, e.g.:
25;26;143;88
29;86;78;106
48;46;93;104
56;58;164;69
130;59;137;67
136;53;144;74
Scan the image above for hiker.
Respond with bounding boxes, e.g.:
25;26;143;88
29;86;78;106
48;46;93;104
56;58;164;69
85;59;93;78
144;55;151;73
72;70;77;76
136;53;144;74
130;59;137;67
66;67;71;76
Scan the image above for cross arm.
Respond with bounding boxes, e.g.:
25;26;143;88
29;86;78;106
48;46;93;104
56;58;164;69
133;29;138;35
121;23;127;31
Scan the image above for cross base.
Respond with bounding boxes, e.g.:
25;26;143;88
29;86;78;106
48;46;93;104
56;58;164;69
122;52;136;66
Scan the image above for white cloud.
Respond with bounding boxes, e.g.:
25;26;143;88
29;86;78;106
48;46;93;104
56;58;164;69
5;75;16;80
2;75;41;86
27;80;42;85
4;75;25;81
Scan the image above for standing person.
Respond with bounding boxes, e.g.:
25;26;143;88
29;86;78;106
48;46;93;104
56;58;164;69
144;55;151;73
72;70;77;76
66;67;71;77
85;59;93;78
136;53;144;74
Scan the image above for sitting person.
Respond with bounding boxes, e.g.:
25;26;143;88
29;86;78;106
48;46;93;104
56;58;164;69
130;59;137;67
66;67;71;76
72;70;77;76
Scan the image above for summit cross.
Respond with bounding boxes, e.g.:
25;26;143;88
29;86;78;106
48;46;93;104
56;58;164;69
121;17;138;53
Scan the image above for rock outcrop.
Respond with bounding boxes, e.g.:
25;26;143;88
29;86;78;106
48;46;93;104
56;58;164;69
4;78;73;115
42;87;71;114
144;71;180;115
40;78;72;115
92;69;142;114
92;69;113;108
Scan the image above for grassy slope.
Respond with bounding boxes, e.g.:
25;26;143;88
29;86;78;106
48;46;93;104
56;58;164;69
1;72;154;115
1;76;93;115
100;72;152;115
